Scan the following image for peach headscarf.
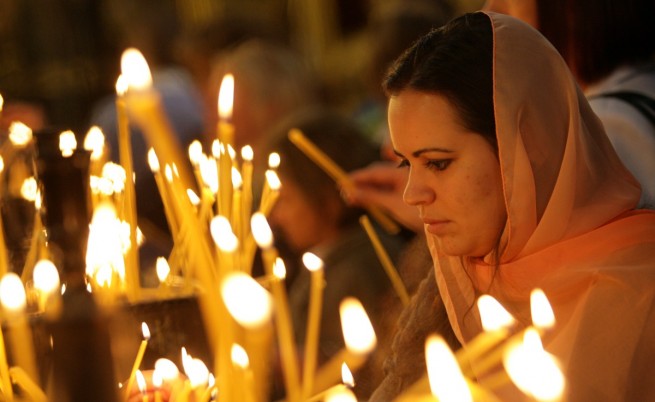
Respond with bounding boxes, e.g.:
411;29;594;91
428;12;655;401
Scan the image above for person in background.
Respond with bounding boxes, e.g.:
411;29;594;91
355;11;655;401
264;108;407;400
483;0;655;209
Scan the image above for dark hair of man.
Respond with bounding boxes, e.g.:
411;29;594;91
382;12;496;153
536;0;655;86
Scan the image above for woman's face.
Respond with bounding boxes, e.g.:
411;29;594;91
483;0;538;28
388;90;507;258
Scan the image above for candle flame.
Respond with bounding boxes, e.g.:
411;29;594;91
136;370;147;394
102;162;126;194
531;288;555;330
221;272;273;328
251;212;273;249
59;130;77;157
164;165;173;182
115;75;128;96
425;335;472;402
20;177;38;202
183;357;209;388
265;169;281;190
0;273;27;312
241;145;253;162
147;148;160;172
210;215;239;252
302;252;323;272
154;358;180;381
217;74;234;120
273;258;286;279
227;144;236;159
187;188;201;206
8;122;32;147
121;48;153;91
268;152;281;169
340;297;377;354
503;328;565;401
232;166;242;189
200;155;218;193
152;369;163;388
341;363;355;387
0;156;4;174
477;294;516;331
231;343;249;369
141;322;151;340
325;387;357;402
156;257;170;283
84;126;105;160
86;202;125;281
0;94;3;111
211;140;220;158
33;259;60;294
188;140;203;166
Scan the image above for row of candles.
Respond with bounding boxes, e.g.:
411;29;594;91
0;47;565;402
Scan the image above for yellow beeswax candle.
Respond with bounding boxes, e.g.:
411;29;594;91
301;252;324;399
217;74;235;219
124;322;150;401
0;312;13;399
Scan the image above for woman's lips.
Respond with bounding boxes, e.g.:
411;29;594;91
424;219;451;235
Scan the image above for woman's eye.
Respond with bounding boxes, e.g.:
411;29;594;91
426;159;451;171
396;159;410;168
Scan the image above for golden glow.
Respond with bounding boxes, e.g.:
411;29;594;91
156;257;170;283
251;212;273;249
231;344;249;369
0;156;4;173
33;259;60;294
265;169;281;191
0;94;3;111
503;328;565;401
102;162;126;194
341;363;354;387
115;75;128;96
182;352;209;389
147;148;160;173
136;370;147;394
86;203;125;282
273;258;286;279
211;140;220;159
0;273;27;311
268;152;281;169
141;322;151;340
221;272;273;328
199;155;218;193
9;122;32;147
210;215;238;252
217;74;234;120
154;358;180;381
425;335;472;402
84;126;105;161
241;145;253;162
152;369;163;388
477;294;516;331
59;130;77;157
531;288;555;330
164;165;173;182
325;387;357;402
339;297;377;354
187;189;201;206
120;48;153;91
20;177;38;202
188;140;203;166
302;252;323;272
231;166;242;189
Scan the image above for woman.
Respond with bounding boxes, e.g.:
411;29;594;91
363;12;655;401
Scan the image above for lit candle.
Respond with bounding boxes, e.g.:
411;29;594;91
9;366;46;402
426;335;472;402
531;288;555;331
210;215;239;273
324;386;357;402
152;369;163;402
251;213;301;402
136;370;149;402
312;297;377;395
148;149;180;241
115;74;140;301
231;167;243;241
124;322;151;401
0;273;38;383
231;344;256;402
217;74;235;219
58;130;77;158
84;125;107;177
182;351;210;401
359;215;409;306
240;146;254;238
258;169;281;216
32;259;60;312
301;252;325;399
188;140;205;191
305;363;353;402
288;129;400;234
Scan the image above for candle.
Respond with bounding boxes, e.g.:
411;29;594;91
231;344;256;402
9;366;46;402
251;213;301;402
530;288;555;331
288;129;400;234
148;149;180;241
258;169;281;216
188;140;205;191
32;259;60;312
240;146;254;238
359;215;410;306
0;157;8;278
324;386;357;402
0;273;38;383
311;297;377;395
217;74;235;219
83;125;107;177
116;74;140;301
305;363;353;402
0;308;12;399
426;335;472;402
136;370;149;402
231;167;243;241
124;322;151;401
301;252;324;399
152;369;163;402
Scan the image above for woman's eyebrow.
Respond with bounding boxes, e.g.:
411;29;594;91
412;147;454;157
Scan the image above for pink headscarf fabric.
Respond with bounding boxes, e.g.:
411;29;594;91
428;12;655;401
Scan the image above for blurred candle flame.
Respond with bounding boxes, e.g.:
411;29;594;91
156;257;170;283
20;177;37;202
59;130;77;157
218;74;234;120
265;169;281;191
302;252;323;272
268;153;281;169
9;122;32;147
251;212;273;249
154;358;180;381
0;273;27;311
339;297;377;354
531;289;555;330
425;335;472;402
33;259;60;294
221;272;273;328
136;370;147;394
341;363;354;387
188;140;203;166
210;215;238;252
477;294;516;332
241;145;253;162
121;48;153;91
115;75;128;96
141;322;151;340
84;126;105;161
147;148;160;173
231;343;249;369
273;258;286;280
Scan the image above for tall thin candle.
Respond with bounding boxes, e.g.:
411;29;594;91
301;252;324;399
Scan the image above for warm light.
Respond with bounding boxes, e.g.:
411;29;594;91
95;264;113;288
59;130;77;157
211;140;220;159
531;289;555;330
221;272;273;328
154;358;180;381
136;370;147;394
217;74;234;120
340;297;377;354
188;140;203;166
0;156;4;174
156;257;170;283
86;203;125;281
115;75;128;96
182;355;209;389
268;152;280;169
265;169;281;190
199;155;218;193
302;252;323;272
164;165;173;182
141;322;151;340
147;148;160;173
425;335;472;402
241;145;253;162
231;166;242;189
227;144;236;159
341;363;355;387
251;212;273;249
210;215;238;252
121;48;153;91
325;387;357;402
102;162;126;194
9;122;32;147
273;258;286;280
84;126;105;161
477;294;516;331
33;259;60;294
231;344;249;369
0;273;27;312
187;189;201;206
20;177;37;202
503;328;565;401
152;369;163;389
0;94;3;111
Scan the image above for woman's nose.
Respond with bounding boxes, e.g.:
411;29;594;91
403;168;435;206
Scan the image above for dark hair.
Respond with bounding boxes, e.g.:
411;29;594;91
267;108;381;229
383;12;496;151
536;0;655;85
